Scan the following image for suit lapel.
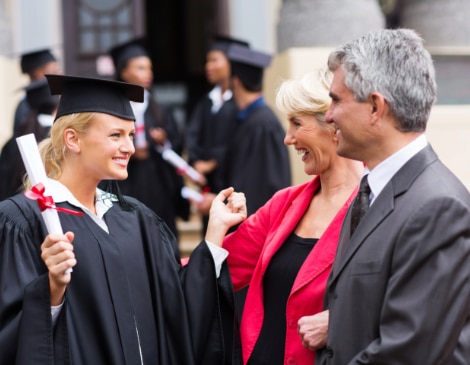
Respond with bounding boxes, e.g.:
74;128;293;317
329;145;439;284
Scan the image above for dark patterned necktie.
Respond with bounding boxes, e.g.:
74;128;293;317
350;175;371;237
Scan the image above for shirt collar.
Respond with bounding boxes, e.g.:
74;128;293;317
366;134;428;204
237;96;265;121
130;89;150;124
48;178;118;219
208;85;232;113
37;114;54;128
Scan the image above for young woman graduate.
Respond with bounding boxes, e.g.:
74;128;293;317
0;74;246;365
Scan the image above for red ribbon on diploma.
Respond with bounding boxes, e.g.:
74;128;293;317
25;183;83;216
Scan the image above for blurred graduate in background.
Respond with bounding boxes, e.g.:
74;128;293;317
109;37;189;239
12;48;62;134
0;78;60;200
186;35;249;236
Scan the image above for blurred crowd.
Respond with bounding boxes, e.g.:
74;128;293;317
0;35;292;244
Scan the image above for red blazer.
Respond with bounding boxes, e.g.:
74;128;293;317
223;177;357;365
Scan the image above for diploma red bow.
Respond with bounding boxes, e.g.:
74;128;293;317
25;183;83;216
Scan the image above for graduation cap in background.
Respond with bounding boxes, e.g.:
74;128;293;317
109;37;149;76
25;78;60;115
209;35;250;55
20;49;56;74
45;74;144;121
227;44;272;90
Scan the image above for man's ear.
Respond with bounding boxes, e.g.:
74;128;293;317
369;92;386;122
64;128;80;153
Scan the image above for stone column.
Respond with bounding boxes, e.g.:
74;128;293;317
400;0;470;46
399;0;470;105
0;0;12;55
277;0;385;52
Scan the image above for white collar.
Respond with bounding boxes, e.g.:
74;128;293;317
47;179;118;232
37;114;54;128
130;89;150;123
208;86;232;113
366;134;428;204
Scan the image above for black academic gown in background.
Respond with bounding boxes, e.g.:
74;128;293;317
224;101;291;216
13;97;30;135
186;95;239;194
118;97;189;238
0;194;240;365
0;112;51;201
0;138;24;200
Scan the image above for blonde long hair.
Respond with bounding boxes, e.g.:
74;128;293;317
24;112;96;189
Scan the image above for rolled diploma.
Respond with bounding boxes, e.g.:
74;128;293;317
16;134;72;273
181;186;204;203
161;148;204;182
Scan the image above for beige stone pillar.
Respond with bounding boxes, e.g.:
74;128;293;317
277;0;385;51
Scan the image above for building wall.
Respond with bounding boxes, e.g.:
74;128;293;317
0;0;63;147
0;0;22;147
0;56;26;146
227;0;281;53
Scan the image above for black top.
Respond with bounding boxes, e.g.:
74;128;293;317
248;233;318;365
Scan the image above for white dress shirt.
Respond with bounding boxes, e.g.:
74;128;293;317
364;134;428;206
208;85;232;114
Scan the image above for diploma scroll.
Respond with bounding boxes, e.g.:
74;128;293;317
181;186;204;203
161;148;205;184
16;133;72;274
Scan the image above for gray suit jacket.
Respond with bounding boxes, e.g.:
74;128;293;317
316;145;470;365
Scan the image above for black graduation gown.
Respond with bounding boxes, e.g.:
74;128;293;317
0;138;24;200
13;98;30;134
0;194;240;365
186;95;239;194
223;102;291;215
118;97;189;238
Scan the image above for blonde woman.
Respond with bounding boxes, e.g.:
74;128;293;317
222;69;364;365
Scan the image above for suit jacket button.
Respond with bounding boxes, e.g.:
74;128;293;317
326;346;334;358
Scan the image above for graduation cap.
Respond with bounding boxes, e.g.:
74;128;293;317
25;78;60;115
227;44;272;89
209;35;250;55
109;37;149;76
21;49;56;74
45;74;144;121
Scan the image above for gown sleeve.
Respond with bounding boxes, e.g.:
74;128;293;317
182;242;242;364
138;207;241;365
0;196;58;364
